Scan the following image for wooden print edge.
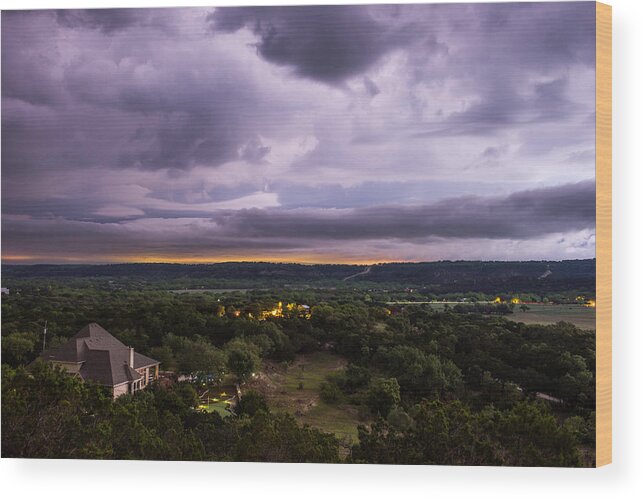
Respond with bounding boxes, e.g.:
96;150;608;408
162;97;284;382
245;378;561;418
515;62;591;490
595;1;612;468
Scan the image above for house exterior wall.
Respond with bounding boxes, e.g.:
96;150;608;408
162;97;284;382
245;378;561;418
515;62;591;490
113;383;129;398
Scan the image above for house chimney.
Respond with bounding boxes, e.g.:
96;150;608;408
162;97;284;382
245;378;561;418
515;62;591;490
129;347;134;368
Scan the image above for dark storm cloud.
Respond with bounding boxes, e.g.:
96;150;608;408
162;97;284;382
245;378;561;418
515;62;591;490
1;9;279;172
209;2;594;90
56;9;143;33
238;136;271;164
54;8;175;34
116;113;240;170
1;4;597;263
405;2;595;138
1;12;65;107
208;5;425;84
1;3;596;177
216;181;595;241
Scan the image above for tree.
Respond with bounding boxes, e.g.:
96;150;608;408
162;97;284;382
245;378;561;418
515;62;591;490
319;381;341;404
2;362;113;459
374;345;426;387
387;406;414;432
423;354;448;395
233;411;340;463
353;399;582;466
176;338;227;382
236;390;269;417
148;345;177;371
226;340;260;382
498;401;582;467
335;363;370;393
366;378;401;417
2;331;39;366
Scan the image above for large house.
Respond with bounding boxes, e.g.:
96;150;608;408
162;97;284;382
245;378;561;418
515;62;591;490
40;323;160;398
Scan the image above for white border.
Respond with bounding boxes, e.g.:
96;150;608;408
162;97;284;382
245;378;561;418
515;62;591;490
1;0;641;497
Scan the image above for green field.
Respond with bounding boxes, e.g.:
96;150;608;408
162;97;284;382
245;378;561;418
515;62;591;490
508;303;595;330
417;302;595;330
248;352;364;443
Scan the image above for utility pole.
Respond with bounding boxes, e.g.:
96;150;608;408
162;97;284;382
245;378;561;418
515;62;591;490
42;320;48;352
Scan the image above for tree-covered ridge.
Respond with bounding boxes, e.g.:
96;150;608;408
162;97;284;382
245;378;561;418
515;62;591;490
2;259;595;294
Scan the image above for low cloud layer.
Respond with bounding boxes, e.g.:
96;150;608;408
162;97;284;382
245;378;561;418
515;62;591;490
216;181;595;241
1;4;597;263
2;182;596;263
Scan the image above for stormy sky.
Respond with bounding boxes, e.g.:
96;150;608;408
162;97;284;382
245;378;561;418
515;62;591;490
1;3;596;264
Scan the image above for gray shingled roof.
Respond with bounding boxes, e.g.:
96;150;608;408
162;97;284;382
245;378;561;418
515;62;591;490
40;323;159;387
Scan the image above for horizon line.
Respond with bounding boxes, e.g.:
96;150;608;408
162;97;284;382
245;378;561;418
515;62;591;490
1;257;597;267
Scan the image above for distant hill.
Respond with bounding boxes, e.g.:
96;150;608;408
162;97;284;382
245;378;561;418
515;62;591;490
1;259;595;294
361;260;595;293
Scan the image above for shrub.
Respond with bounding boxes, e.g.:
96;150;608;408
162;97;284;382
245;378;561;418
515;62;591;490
319;381;341;404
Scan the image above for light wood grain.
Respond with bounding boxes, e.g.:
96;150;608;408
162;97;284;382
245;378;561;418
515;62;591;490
595;1;612;468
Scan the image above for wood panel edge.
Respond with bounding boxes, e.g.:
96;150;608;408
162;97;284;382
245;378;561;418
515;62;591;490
595;0;612;468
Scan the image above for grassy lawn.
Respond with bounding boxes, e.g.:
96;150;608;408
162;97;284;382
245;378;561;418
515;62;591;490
199;399;233;417
197;384;236;418
248;351;365;443
299;402;362;443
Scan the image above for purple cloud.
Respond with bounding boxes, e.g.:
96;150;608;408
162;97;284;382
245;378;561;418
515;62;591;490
1;4;597;263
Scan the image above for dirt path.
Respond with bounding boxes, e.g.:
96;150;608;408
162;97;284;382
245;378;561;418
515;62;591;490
342;265;372;281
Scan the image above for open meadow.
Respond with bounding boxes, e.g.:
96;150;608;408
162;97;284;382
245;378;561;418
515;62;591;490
418;302;595;330
248;352;364;443
508;304;595;330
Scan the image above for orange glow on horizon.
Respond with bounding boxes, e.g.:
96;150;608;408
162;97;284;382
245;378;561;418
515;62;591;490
2;252;411;266
2;254;39;262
